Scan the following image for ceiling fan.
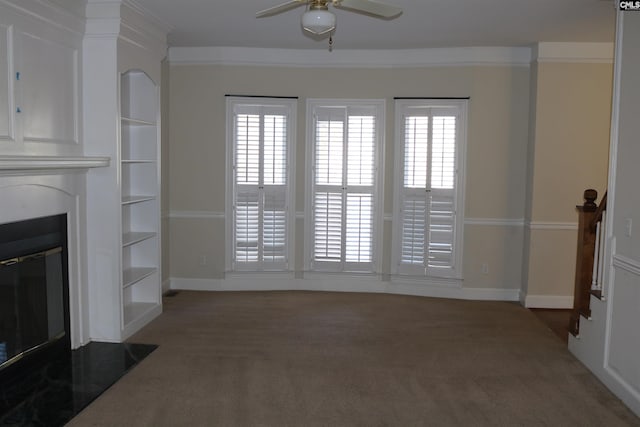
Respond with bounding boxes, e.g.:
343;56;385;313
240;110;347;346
256;0;402;35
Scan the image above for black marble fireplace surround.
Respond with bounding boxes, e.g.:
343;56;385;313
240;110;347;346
0;216;157;425
0;341;157;426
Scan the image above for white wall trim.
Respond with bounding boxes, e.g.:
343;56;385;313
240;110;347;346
612;254;640;276
603;364;640;418
169;210;225;219
168;46;532;68
168;216;546;231
534;42;615;63
464;217;525;227
527;221;578;230
170;275;520;302
84;2;123;38
524;294;574;309
162;277;171;292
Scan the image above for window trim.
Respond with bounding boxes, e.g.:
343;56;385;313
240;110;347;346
304;98;385;273
225;96;297;272
391;98;467;279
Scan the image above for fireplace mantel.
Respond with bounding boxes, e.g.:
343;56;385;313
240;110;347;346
0;156;110;175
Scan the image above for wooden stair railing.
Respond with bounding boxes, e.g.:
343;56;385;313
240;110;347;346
569;189;607;337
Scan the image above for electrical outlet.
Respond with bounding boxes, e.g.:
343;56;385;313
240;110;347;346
199;255;207;266
625;218;633;237
481;262;489;274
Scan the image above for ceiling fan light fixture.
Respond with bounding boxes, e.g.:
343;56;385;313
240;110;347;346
302;9;336;34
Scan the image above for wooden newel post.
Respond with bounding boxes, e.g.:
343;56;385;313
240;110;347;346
569;189;598;336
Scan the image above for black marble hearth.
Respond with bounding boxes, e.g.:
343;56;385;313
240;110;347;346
0;341;157;426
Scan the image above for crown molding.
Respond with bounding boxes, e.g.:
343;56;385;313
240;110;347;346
85;0;168;58
124;0;173;35
168;46;532;68
533;42;614;64
0;0;85;37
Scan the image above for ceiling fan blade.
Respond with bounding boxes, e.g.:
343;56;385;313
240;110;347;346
256;0;307;18
335;0;402;18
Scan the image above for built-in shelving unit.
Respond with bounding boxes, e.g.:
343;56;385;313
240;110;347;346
119;70;161;337
82;0;167;344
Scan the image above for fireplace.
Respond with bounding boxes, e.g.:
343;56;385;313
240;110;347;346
0;210;157;425
0;214;70;381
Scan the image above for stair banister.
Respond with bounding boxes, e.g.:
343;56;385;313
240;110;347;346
569;189;599;336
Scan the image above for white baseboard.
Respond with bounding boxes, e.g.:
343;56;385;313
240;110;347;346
524;294;574;308
162;278;171;293
169;276;521;302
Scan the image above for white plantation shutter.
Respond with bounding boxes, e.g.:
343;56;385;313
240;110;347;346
428;191;455;269
228;99;295;271
263;114;287;185
315;109;344;186
428;116;457;270
314;191;343;262
262;189;287;262
345;193;373;263
404;116;429;189
401;196;427;265
235;190;260;262
394;100;466;278
236;114;260;185
308;101;382;273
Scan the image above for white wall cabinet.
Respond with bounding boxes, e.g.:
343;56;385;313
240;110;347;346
16;30;77;144
0;4;80;150
119;70;162;336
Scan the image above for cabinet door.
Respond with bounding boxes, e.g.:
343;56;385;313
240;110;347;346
0;23;11;142
15;30;77;144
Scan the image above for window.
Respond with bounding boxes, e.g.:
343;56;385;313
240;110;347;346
392;99;467;278
305;100;384;273
226;97;296;271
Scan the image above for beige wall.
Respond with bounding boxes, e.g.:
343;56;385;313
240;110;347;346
530;62;612;221
523;61;613;302
167;63;530;291
164;59;612;301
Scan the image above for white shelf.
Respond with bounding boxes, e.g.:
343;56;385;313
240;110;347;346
122;195;156;205
122;267;157;289
122;231;156;247
121;117;155;126
122;159;156;164
123;302;160;327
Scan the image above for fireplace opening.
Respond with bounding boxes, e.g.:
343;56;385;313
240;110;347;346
0;214;70;382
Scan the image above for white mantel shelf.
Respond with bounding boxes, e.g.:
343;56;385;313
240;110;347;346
0;156;110;173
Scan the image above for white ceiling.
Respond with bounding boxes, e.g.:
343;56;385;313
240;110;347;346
133;0;616;50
